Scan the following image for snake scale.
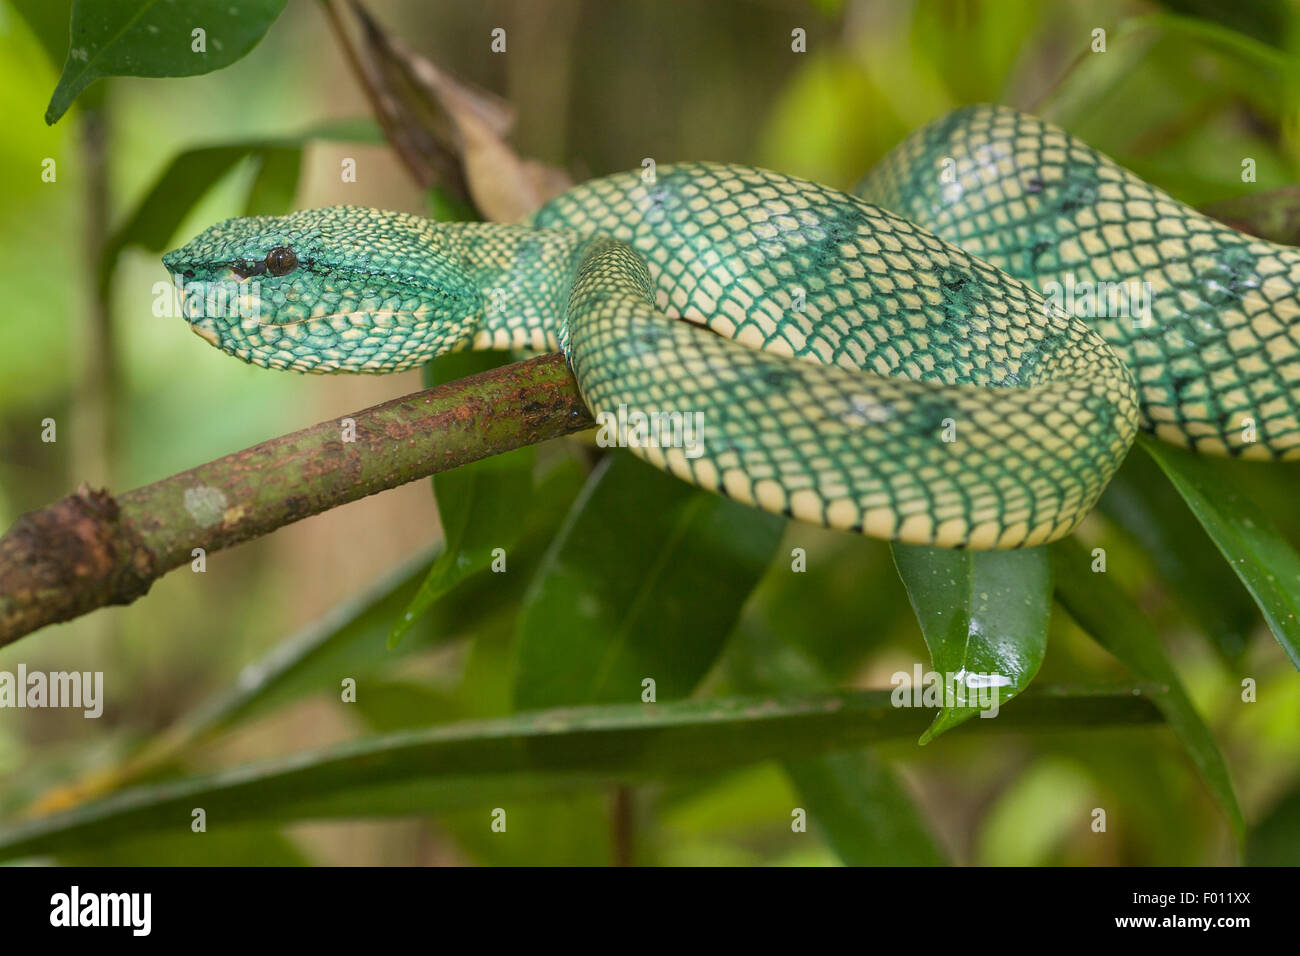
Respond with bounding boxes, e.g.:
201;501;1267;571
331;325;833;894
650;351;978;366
163;105;1300;549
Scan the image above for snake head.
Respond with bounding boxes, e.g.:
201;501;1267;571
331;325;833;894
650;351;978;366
161;206;479;372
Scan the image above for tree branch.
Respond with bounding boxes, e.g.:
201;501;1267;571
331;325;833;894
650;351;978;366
0;353;591;648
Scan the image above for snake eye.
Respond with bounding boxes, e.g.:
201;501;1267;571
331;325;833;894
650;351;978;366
265;246;298;276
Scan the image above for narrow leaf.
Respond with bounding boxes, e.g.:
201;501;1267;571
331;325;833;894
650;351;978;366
1126;11;1299;79
388;447;534;647
513;453;784;709
1099;450;1256;664
784;751;945;865
109;119;383;260
728;622;946;865
21;519;573;816
242;147;302;217
1140;434;1300;672
0;685;1166;861
388;351;538;648
1051;537;1245;842
113;145;250;255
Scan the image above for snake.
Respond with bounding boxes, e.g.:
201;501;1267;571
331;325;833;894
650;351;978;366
162;105;1300;550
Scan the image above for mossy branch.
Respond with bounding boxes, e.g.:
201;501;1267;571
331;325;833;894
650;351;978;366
0;353;591;648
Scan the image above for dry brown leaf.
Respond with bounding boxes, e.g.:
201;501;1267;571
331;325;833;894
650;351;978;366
340;0;571;222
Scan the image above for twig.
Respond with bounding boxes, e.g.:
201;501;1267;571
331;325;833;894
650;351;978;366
319;0;434;189
78;104;115;488
0;353;591;647
611;786;634;866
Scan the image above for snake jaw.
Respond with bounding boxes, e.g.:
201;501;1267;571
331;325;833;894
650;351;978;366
189;320;221;348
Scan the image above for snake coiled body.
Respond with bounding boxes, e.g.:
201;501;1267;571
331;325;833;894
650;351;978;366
860;107;1300;459
163;105;1300;549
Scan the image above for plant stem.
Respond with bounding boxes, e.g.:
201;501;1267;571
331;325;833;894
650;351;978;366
611;786;634;866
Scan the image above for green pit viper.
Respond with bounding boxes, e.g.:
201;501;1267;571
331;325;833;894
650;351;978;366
162;105;1300;549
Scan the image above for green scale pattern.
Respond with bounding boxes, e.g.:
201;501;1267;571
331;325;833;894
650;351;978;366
530;165;1137;549
164;107;1299;549
858;104;1300;459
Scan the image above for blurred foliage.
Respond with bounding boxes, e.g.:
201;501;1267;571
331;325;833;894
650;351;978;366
1;0;1299;867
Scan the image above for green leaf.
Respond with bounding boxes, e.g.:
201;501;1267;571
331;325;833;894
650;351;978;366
242;146;302;216
1099;450;1256;665
170;547;440;739
9;0;74;69
1139;434;1300;673
352;678;617;866
891;544;1052;742
513;453;784;709
108;119;382;262
351;679;464;735
351;680;614;864
56;825;310;866
753;531;907;678
0;685;1166;861
726;620;946;865
1154;0;1293;49
113;144;249;256
388;351;539;648
1247;785;1300;865
389;445;535;647
75;546;443;799
1050;537;1245;842
1124;11;1299;79
784;751;945;865
37;512;578;807
172;447;582;735
44;0;290;124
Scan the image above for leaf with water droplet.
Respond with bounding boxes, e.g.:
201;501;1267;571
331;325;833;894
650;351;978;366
892;544;1051;742
43;0;289;125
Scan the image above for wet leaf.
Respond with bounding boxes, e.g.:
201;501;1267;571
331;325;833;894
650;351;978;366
1141;435;1300;673
1051;537;1245;842
1099;450;1256;665
44;0;289;124
892;545;1052;742
514;453;784;709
